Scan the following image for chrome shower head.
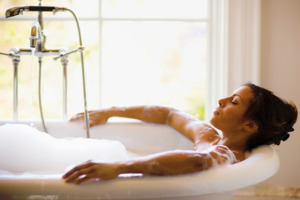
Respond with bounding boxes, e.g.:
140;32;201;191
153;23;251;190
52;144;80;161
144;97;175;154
5;6;29;18
5;6;67;18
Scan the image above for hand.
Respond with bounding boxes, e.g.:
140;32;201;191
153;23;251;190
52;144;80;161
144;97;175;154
63;161;121;184
70;109;111;127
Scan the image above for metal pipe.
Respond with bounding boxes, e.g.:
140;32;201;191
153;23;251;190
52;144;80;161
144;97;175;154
61;56;68;120
0;50;20;120
38;57;48;133
8;47;61;57
12;57;20;120
0;52;10;56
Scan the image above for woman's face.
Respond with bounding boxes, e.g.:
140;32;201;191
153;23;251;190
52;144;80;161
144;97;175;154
210;86;254;133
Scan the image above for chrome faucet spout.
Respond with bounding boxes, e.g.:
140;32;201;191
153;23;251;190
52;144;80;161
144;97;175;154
30;21;44;50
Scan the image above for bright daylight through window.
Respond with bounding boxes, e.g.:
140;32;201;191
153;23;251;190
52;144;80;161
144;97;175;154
0;0;208;120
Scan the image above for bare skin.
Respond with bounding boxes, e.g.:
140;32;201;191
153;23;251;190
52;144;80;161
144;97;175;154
63;86;257;184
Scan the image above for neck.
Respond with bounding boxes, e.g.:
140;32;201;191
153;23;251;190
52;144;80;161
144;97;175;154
219;130;249;161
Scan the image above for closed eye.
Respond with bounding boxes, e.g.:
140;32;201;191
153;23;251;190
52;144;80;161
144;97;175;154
231;96;240;105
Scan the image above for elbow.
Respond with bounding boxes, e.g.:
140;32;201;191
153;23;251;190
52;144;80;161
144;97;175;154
192;154;213;171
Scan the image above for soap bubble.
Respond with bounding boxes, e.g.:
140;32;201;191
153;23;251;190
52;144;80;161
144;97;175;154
0;124;128;174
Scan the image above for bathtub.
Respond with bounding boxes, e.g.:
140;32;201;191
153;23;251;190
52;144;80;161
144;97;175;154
0;121;279;200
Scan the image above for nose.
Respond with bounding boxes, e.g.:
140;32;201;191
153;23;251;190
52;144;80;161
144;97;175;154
218;98;226;107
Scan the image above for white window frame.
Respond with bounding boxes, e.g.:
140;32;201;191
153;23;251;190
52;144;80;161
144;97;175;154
206;0;261;120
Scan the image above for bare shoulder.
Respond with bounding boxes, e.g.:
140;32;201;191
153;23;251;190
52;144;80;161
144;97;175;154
195;123;221;143
208;144;238;165
192;123;221;151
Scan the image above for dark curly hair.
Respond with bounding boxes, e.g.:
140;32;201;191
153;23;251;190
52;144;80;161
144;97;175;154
243;83;298;152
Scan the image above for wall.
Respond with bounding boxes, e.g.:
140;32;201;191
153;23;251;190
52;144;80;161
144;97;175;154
260;0;300;186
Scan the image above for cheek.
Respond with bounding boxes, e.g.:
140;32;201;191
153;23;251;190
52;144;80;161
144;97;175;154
225;111;245;125
225;110;241;121
224;106;246;119
210;108;244;129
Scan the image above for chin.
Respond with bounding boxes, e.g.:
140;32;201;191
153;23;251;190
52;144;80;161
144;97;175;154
210;117;221;130
209;115;217;124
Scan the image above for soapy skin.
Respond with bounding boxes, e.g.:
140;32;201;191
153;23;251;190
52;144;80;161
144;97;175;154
63;86;258;184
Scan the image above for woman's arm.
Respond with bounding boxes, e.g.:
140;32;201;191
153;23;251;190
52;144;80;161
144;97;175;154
71;105;220;146
70;105;173;126
63;145;235;184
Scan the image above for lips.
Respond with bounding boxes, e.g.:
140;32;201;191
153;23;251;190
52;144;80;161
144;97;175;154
213;108;221;116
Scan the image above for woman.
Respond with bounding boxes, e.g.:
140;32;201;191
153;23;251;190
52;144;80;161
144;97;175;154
63;83;297;184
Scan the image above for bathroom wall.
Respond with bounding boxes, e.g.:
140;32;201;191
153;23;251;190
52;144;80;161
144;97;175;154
260;0;300;186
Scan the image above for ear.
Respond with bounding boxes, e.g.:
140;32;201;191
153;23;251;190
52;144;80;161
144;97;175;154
243;120;258;134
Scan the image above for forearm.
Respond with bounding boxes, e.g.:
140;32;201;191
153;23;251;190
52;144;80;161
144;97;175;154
117;145;235;176
117;151;209;176
107;105;175;124
64;151;209;184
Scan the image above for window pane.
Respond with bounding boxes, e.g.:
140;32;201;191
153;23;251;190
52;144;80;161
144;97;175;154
102;0;208;19
102;21;207;119
0;0;98;18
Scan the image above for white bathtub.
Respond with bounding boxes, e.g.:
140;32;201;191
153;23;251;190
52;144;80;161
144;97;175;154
0;121;279;200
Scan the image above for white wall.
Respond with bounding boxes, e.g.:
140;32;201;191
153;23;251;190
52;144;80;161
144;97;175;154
260;0;300;186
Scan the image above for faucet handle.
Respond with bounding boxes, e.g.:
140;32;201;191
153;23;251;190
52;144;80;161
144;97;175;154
53;46;84;61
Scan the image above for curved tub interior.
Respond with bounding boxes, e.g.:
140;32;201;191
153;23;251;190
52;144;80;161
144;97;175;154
0;121;279;200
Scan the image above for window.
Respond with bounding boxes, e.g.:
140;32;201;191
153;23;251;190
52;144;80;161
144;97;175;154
0;0;214;121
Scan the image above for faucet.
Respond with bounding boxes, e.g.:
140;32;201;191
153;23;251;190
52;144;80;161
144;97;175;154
29;21;44;50
5;2;67;56
0;1;90;137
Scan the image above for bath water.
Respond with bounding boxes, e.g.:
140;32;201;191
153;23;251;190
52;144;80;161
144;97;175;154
0;124;128;174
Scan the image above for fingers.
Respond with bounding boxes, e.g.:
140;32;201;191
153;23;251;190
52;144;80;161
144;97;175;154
64;167;94;184
63;161;94;184
69;112;85;122
74;174;93;185
69;110;95;121
63;161;120;184
69;110;105;127
69;112;96;128
89;119;97;128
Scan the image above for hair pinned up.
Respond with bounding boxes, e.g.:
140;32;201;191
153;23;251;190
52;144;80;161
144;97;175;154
272;125;294;145
243;83;298;151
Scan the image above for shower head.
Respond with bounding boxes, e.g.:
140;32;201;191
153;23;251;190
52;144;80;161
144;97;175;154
5;6;29;18
5;5;67;18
